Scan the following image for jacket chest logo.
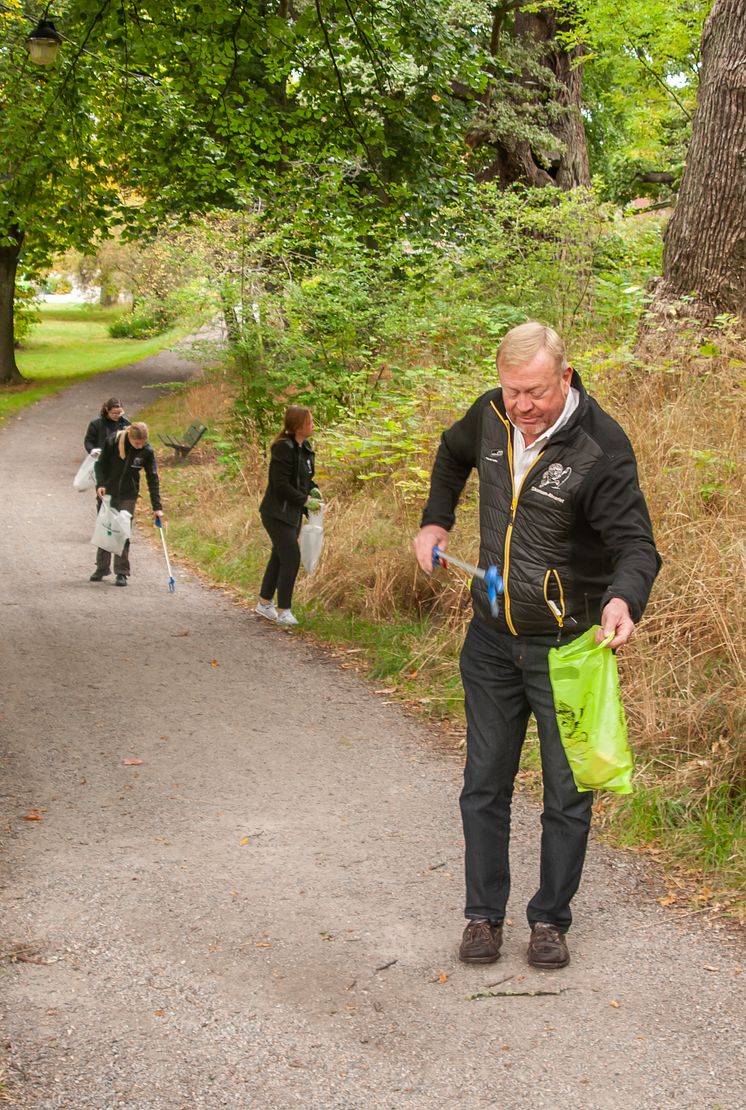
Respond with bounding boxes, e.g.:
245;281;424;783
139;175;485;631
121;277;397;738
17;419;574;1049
483;448;504;465
531;462;572;503
539;463;571;489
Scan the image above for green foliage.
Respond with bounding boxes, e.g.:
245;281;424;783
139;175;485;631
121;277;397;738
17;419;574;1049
108;302;176;339
1;0;485;381
614;783;745;882
218;185;665;483
567;0;709;201
13;278;41;346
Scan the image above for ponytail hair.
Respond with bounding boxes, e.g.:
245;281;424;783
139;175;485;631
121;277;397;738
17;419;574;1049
271;406;312;447
118;422;148;458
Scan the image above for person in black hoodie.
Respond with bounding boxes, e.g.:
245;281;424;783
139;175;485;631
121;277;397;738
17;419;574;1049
83;398;131;513
256;405;318;627
84;397;131;455
91;421;163;586
413;321;660;971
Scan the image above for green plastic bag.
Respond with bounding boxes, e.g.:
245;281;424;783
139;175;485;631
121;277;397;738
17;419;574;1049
548;626;633;794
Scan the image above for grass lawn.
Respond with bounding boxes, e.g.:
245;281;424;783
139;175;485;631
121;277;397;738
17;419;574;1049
0;302;193;425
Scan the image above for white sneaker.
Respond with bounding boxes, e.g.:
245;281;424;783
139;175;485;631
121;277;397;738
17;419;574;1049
255;601;278;621
275;610;299;627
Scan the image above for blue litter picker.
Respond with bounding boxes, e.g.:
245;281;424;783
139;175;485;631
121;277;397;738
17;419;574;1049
155;517;175;593
432;545;503;618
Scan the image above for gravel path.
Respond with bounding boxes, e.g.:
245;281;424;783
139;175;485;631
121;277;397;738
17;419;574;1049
1;350;744;1110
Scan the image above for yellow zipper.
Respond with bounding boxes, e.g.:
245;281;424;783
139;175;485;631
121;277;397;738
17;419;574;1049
543;569;566;630
489;401;545;635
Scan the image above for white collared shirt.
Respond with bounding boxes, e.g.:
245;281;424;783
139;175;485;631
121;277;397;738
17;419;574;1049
510;387;579;494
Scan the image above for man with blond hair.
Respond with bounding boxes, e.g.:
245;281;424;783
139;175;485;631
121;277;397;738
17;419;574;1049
414;321;660;969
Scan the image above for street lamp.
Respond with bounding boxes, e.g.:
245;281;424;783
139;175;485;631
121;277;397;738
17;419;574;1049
26;19;62;65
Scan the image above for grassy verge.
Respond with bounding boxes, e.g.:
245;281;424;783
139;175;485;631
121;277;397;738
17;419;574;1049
0;303;193;425
140;367;744;924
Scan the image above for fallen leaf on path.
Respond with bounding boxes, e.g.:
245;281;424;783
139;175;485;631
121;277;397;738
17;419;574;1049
436;972;448;983
210;659;219;667
122;759;144;766
658;893;677;906
21;812;43;821
173;630;190;637
153;1009;166;1017
255;941;272;948
239;837;250;846
610;999;620;1008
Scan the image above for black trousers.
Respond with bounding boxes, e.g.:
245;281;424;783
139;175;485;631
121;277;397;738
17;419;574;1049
459;619;593;932
259;514;301;609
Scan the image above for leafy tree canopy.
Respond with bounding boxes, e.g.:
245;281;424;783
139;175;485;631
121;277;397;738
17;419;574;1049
1;0;484;264
563;0;711;199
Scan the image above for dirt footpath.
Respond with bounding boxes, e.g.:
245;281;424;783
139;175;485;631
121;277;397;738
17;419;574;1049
1;352;744;1110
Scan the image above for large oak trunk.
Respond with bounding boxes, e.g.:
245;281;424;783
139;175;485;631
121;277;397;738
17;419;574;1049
474;7;590;190
0;229;25;385
647;0;746;327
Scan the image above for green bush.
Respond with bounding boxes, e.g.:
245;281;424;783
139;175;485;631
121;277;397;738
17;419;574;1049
13;279;41;346
108;302;175;339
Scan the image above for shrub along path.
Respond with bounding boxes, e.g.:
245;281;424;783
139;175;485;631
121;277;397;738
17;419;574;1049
1;352;744;1109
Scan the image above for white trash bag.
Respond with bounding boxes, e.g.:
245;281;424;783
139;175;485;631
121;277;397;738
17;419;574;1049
73;449;100;492
299;506;324;575
90;495;132;555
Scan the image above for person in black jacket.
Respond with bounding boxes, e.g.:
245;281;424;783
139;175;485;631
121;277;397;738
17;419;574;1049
91;422;164;586
256;406;318;627
84;398;131;513
413;321;660;971
84;397;131;454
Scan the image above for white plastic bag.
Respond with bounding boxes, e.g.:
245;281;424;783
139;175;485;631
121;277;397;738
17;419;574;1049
90;496;132;555
73;449;100;492
299;507;324;574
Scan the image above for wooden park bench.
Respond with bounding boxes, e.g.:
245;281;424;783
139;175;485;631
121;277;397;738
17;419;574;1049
158;419;207;462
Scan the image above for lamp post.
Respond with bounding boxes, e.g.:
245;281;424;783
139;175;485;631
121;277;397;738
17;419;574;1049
26;19;62;65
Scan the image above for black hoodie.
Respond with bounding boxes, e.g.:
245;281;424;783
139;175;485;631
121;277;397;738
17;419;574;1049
94;431;162;513
84;414;131;454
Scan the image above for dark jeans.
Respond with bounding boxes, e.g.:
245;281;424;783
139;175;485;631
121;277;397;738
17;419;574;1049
259;514;301;609
95;497;136;576
459;619;593;932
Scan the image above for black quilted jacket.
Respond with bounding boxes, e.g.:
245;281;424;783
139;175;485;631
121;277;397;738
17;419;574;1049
420;373;661;635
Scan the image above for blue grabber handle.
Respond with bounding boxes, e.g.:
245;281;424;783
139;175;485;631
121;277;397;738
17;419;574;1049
432;546;503;618
156;516;175;593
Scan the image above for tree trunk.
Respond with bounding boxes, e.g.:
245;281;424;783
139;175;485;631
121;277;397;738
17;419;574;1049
0;228;25;385
514;9;591;190
647;0;746;327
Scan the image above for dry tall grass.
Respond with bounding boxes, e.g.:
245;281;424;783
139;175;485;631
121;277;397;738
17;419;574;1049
298;347;745;806
149;347;744;884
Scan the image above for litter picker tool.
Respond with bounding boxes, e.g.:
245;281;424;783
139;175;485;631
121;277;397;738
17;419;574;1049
432;545;503;618
155;517;175;593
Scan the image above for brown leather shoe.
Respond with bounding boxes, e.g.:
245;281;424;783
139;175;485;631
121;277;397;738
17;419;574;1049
459;919;503;964
527;923;570;969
